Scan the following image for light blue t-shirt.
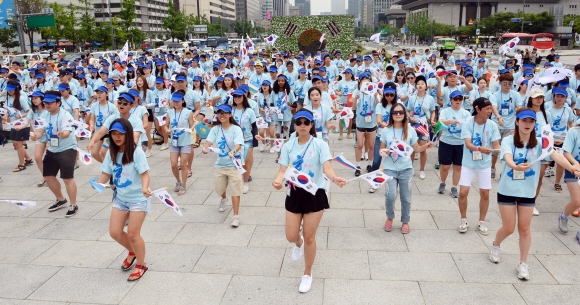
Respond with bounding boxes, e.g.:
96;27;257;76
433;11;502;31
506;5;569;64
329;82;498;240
206;124;245;168
41;109;77;153
101;149;150;203
305;104;333;134
467;88;491;111
498;135;544;199
461;116;500;170
336;80;357;106
375;103;392;136
407;95;435;121
490;90;523;130
440;85;460;108
355;91;377;128
183;89;201;111
6;95;30;118
439;107;470;145
232;107;257;141
27;109;48;142
379;126;418;171
103;112;145;144
151;88;171;115
270;90;295;122
293;79;311;99
90;101;118;129
278;136;332;189
168;108;192;147
563;127;580;161
546;106;574;140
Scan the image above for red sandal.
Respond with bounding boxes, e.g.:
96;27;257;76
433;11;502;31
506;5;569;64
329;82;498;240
121;252;136;271
127;264;148;281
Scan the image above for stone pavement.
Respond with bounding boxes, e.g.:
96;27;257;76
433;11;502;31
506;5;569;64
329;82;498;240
0;132;579;305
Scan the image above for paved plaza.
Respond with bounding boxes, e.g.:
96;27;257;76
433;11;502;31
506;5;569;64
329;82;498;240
0;129;579;305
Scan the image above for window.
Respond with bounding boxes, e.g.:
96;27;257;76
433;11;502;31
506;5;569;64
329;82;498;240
524;4;529;7
571;5;577;8
539;5;543;7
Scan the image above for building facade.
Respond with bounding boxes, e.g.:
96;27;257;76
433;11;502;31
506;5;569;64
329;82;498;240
295;0;310;16
235;0;261;22
93;0;170;36
331;0;346;15
260;0;273;19
289;5;303;16
180;0;236;27
273;0;289;17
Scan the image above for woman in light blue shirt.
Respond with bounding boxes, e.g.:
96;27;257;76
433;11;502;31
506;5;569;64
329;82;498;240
559;122;580;241
352;72;378;177
28;91;48;185
335;68;357;140
370;82;397;177
232;89;258;194
166;91;194;196
270;75;295;139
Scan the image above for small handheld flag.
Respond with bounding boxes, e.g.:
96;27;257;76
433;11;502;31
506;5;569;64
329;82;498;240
332;153;357;170
202;146;221;153
389;139;414;158
256;117;268;129
230;155;247;175
9;118;28;128
265;34;279;46
152;188;183;217
195;122;210;139
77;148;92;165
34;117;48;129
283;167;318;196
369;33;381;44
156;114;168;127
0;200;37;211
354;170;392;189
89;178;111;193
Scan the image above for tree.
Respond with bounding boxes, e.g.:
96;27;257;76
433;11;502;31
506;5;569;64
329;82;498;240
15;0;48;53
78;0;96;45
208;17;227;36
36;2;71;48
231;19;253;38
0;27;19;51
564;14;580;34
161;0;186;42
116;0;145;48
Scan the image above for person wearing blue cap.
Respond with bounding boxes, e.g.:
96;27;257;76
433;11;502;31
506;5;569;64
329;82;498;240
94;118;152;281
283;60;298;87
209;76;224;105
491;108;579;280
553;54;563;68
141;64;155;88
304;87;335;143
231;89;258;193
26;91;49;186
33;91;79;217
474;58;489;80
31;72;47;93
559;114;580;236
88;85;119;153
135;76;156;157
4;80;31;173
165;90;195;196
352;73;378;175
57;83;80;124
468;77;491;111
76;74;93;119
213;74;236;108
335;69;357;140
188;59;204;83
322;55;338;81
151;77;171;150
271;74;295;140
547;87;575;191
271;108;346;293
256;79;276;151
202;104;245;227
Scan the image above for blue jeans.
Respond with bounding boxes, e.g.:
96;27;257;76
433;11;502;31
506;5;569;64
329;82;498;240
384;168;414;223
371;136;382;171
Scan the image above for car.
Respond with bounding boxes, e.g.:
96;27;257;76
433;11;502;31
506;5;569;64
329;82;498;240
11;53;41;66
90;51;116;63
391;41;400;47
62;53;83;63
38;50;52;59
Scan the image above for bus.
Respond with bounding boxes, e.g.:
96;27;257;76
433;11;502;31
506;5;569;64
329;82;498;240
435;37;456;51
206;36;229;49
498;33;554;56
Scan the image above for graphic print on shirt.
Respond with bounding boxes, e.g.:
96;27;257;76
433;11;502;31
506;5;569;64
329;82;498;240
507;152;535;178
471;132;482;154
448;116;462;134
359;101;373;117
234;113;247;132
501;97;514;115
113;163;133;188
551;111;567;133
217;135;229;157
96;112;104;127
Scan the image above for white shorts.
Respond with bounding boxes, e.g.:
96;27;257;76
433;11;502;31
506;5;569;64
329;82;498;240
459;166;492;190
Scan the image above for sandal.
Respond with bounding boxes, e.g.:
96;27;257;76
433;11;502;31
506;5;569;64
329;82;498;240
121;252;136;271
127;264;148;281
12;165;26;172
187;171;192;178
192;140;201;148
178;186;186;196
555;184;563;193
174;182;181;192
24;159;34;165
37;179;46;187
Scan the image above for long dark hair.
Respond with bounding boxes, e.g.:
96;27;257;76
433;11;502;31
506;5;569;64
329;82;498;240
526;96;548;123
30;96;45;114
108;118;136;166
273;76;291;94
213;110;242;128
136;76;149;101
6;80;22;110
381;82;398;108
514;107;538;149
386;102;409;141
294;109;317;137
233;93;250;110
193;78;206;94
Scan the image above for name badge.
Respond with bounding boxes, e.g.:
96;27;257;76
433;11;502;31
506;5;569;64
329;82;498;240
501;105;509;116
50;135;59;147
277;113;284;120
472;150;483;161
171;133;179;147
365;115;372;123
154;107;160;113
512;170;525;180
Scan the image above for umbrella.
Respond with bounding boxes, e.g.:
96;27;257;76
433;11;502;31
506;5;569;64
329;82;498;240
27;42;41;47
91;41;102;46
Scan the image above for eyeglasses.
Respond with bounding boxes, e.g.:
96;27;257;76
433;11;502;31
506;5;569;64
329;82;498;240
501;82;513;86
392;110;405;116
384;93;395;97
295;119;312;126
213;69;218;71
397;74;404;77
452;96;464;101
118;101;131;106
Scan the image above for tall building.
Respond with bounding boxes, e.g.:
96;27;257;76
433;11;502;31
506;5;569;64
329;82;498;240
93;0;170;36
260;0;274;19
289;5;303;16
331;0;346;14
348;0;360;18
295;0;311;16
180;0;236;27
273;0;289;17
236;0;261;22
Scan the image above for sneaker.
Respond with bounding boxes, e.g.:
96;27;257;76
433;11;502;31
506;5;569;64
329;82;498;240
298;274;313;293
368;186;376;193
489;242;501;263
48;199;68;212
347;134;353;139
259;143;265;152
248;175;252;182
338;135;343;140
243;183;249;194
145;150;152;158
219;197;227;212
383;220;393;232
364;152;368;160
414;153;419;160
533;207;539;216
65;205;78;217
477;221;489;235
437;182;446;194
491;168;496;178
160;143;169;151
450;186;458;198
292;236;304;261
558;213;569;233
366;165;372;173
458;218;469;233
419;171;426;180
544;166;554;177
517;262;530;280
231;215;240;227
434;162;440;169
269;146;275;154
355;166;361;177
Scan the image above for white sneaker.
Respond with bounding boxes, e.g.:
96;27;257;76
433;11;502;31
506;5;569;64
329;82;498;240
477;221;489;235
364;152;368;160
292;236;304;261
259;143;265;152
414;153;419;160
231;215;240;227
298;274;313;293
269;146;275;154
419;171;426;180
145;150;152;158
219;197;227;212
490;242;501;263
533;207;539;216
517;262;530;280
160;143;169;151
458;218;469;233
368;186;376;193
243;183;249;194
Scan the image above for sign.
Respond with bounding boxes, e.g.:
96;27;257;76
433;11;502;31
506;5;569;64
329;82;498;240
476;28;480;35
468;18;473;25
400;28;405;34
555;33;573;39
404;27;409;34
41;8;54;14
26;15;56;28
0;0;14;29
379;29;388;34
511;18;521;23
193;25;207;34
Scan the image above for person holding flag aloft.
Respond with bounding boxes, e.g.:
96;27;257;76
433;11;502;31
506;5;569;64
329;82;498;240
272;109;347;293
202;105;245;227
379;103;433;234
94;118;152;282
352;72;378;176
457;98;501;235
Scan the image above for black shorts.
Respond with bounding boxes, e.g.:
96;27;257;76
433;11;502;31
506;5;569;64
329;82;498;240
356;126;377;133
285;187;329;214
438;141;463;166
147;109;154;122
497;193;536;207
43;149;77;179
10;127;30;141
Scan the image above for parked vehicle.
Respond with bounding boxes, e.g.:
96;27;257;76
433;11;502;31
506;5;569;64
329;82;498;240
436;38;456;51
11;53;41;66
495;33;554;56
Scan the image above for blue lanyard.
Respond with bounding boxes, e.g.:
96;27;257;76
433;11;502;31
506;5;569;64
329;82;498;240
512;145;529;163
99;102;110;119
472;120;486;146
51;112;60;133
232;107;243;124
173;108;183;126
62;96;72;110
392;127;402;142
220;125;233;151
300;137;313;159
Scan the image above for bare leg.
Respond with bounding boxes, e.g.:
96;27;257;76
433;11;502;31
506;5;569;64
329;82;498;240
231;195;240;216
494;204;517;247
62;178;77;206
516;205;534;263
243;148;254;183
535;163;548;198
45;176;65;200
452;165;461;186
302;210;324;276
440;165;451;183
458;186;470;219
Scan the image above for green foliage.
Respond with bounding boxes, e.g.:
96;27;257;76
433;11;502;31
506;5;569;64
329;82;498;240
477;12;554;36
271;15;355;54
564;15;580;33
0;27;18;50
208;18;227;36
77;0;96;44
161;1;186;42
230;19;253;38
15;0;49;53
354;25;374;38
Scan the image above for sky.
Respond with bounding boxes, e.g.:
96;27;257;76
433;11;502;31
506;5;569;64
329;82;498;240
289;0;346;16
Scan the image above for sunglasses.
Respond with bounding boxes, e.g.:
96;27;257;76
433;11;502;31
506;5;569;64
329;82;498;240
295;119;311;126
406;77;415;80
392;110;405;116
452;96;464;101
385;93;395;97
217;111;230;116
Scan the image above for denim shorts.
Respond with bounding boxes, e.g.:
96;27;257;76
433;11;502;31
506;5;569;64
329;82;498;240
497;193;535;207
112;197;151;214
169;145;192;154
564;169;578;183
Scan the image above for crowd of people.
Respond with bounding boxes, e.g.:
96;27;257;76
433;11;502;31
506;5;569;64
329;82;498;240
1;44;580;291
